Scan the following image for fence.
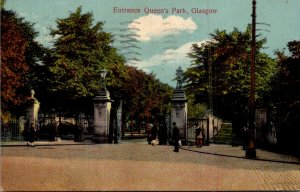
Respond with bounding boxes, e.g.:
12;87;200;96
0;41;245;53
37;114;94;140
1;118;26;142
1;114;94;142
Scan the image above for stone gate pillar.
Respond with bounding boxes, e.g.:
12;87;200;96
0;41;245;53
93;90;112;143
93;69;112;143
171;67;188;144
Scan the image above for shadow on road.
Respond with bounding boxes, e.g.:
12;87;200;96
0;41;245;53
180;147;300;165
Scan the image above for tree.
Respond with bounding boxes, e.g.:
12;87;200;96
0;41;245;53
45;7;125;116
187;95;207;119
41;6;172;131
184;26;277;135
271;40;300;155
120;66;172;133
1;0;6;8
1;8;44;119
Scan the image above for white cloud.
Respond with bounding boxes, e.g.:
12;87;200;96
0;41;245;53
128;14;197;41
136;40;210;70
133;40;212;86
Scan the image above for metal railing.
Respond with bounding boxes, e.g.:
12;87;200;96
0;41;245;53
1;118;25;142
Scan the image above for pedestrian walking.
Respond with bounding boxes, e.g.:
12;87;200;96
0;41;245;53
151;123;158;146
195;123;203;147
172;122;180;152
27;123;36;147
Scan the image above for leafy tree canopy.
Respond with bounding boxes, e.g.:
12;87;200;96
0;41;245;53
120;66;172;125
43;6;172;121
48;7;125;100
269;40;300;154
1;8;44;119
184;26;277;126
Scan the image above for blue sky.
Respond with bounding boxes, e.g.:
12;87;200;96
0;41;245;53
5;0;300;87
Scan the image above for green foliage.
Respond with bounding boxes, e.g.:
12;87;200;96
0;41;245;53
48;7;124;99
42;6;172;121
40;7;125;116
0;0;6;8
185;26;277;127
187;95;207;119
1;5;174;127
120;66;172;126
1;8;44;118
271;41;300;154
287;40;300;59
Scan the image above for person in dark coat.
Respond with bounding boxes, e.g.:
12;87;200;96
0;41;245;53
172;122;180;152
158;122;167;145
151;123;158;145
27;123;36;147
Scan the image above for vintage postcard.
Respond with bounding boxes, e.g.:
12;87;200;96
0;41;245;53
1;0;300;191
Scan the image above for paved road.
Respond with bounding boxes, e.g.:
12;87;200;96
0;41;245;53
1;140;300;191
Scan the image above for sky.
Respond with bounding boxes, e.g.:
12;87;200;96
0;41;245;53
5;0;300;87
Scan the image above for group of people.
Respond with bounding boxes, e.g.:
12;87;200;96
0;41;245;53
147;122;169;146
172;122;209;152
147;122;181;152
147;123;159;146
173;122;207;152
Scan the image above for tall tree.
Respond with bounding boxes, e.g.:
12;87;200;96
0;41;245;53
271;40;300;155
46;7;125;115
43;6;172;125
1;8;44;119
184;26;277;134
120;66;172;132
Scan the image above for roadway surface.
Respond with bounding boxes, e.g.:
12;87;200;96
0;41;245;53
1;139;300;191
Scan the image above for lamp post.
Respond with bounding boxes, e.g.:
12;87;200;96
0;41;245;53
246;0;257;158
